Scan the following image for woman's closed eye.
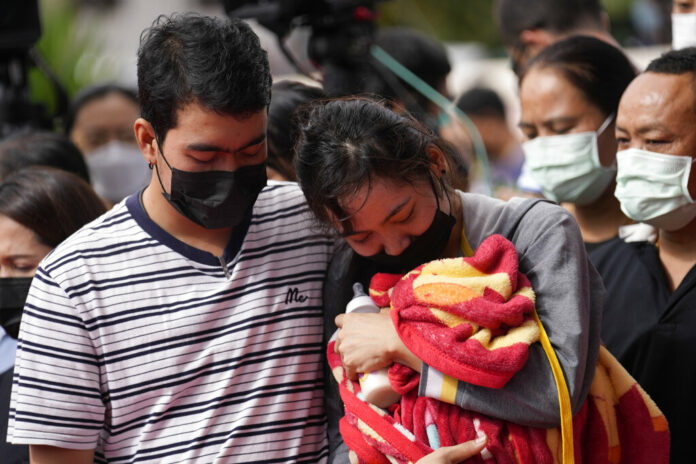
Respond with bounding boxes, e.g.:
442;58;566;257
392;206;414;225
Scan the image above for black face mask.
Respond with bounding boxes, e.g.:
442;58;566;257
364;192;457;272
155;146;267;230
0;277;32;339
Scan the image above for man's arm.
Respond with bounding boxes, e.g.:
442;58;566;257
30;445;94;464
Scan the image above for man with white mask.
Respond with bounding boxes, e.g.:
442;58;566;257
672;0;696;50
603;46;696;463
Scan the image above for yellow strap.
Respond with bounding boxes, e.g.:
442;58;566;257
460;226;574;463
533;310;574;463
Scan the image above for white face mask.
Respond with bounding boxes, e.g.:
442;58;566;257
522;114;615;205
85;140;151;204
672;13;696;50
615;148;696;231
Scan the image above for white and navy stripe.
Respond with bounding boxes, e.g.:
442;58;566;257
8;183;334;463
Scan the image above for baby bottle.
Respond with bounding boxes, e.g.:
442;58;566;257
345;282;401;408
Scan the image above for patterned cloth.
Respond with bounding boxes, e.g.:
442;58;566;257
328;234;670;463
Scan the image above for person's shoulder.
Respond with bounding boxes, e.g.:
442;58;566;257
255;182;306;208
252;182;314;223
459;191;572;234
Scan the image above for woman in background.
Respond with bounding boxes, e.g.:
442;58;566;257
266;80;325;182
0;167;106;464
518;36;640;248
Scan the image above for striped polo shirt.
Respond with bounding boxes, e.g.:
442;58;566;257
8;183;334;463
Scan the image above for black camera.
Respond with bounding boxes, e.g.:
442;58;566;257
0;0;67;138
223;0;383;69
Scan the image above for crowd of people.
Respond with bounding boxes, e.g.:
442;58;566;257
0;1;695;463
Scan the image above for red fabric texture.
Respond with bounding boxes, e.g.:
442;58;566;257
328;234;670;463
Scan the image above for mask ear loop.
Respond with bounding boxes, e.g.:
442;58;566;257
596;113;617;169
152;135;175;197
597;113;615;136
431;170;453;217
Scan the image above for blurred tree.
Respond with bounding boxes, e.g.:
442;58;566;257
377;0;503;49
376;0;657;52
28;0;111;121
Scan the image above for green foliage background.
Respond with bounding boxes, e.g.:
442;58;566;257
28;0;110;120
377;0;647;55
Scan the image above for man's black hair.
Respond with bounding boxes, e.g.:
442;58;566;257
455;87;506;120
646;47;696;111
495;0;604;48
64;83;138;135
137;13;271;143
647;46;696;75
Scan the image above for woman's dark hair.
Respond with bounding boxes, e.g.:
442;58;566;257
0;131;90;182
64;83;138;135
0;166;107;247
295;97;452;233
267;81;326;182
522;35;637;117
137;13;271;143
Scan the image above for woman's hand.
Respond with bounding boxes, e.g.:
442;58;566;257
334;308;421;379
416;437;487;464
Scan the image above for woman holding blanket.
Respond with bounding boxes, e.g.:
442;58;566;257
295;97;668;463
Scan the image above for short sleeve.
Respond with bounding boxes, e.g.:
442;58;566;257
8;266;104;449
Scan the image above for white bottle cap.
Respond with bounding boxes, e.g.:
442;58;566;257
346;282;380;314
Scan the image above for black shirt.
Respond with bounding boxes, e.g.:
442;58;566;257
591;239;696;463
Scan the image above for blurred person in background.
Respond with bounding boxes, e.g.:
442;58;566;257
0;166;106;464
602;47;696;462
454;87;525;198
65;83;149;204
267;80;325;182
672;0;696;49
323;26;451;130
495;0;617;76
0;130;90;182
321;27;470;192
518;36;643;251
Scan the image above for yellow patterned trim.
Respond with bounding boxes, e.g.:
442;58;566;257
440;374;459;404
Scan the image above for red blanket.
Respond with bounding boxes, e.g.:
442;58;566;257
328;234;669;463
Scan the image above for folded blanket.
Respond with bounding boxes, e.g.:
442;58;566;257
328;234;669;463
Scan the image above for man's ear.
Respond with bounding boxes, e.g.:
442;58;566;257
427;144;447;178
134;118;158;165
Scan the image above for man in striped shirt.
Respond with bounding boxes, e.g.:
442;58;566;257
8;13;335;463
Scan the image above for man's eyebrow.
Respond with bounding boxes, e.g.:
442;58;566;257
185;133;266;154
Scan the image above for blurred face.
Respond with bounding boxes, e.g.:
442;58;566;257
674;0;696;13
70;92;140;154
519;66;617;166
0;215;52;278
616;72;696;198
147;103;268;192
334;178;444;258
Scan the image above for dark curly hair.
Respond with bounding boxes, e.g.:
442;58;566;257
137;13;271;142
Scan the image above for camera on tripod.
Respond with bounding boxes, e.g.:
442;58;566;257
0;0;68;138
223;0;384;71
